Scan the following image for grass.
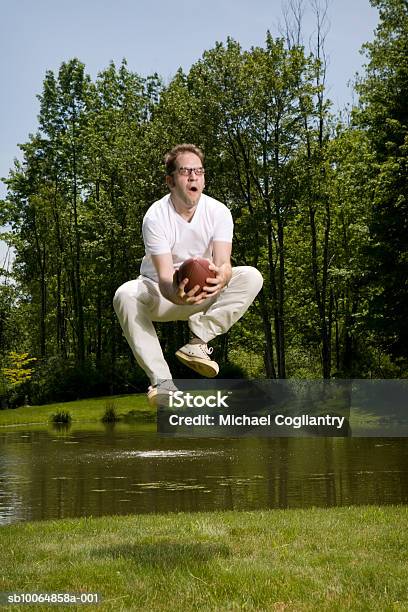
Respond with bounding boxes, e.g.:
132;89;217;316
0;394;155;427
0;506;407;611
0;396;406;609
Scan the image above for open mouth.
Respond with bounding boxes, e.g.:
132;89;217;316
189;186;198;192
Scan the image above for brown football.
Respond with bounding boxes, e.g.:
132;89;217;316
177;258;216;293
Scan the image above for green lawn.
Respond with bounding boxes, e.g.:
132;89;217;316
1;506;407;611
0;394;155;427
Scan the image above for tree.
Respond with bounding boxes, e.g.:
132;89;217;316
355;0;408;363
2;58;167;398
2;352;36;387
186;36;319;377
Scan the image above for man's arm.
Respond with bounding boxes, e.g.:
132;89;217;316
151;253;209;305
204;241;232;297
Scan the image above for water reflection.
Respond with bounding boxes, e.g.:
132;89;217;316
0;426;407;524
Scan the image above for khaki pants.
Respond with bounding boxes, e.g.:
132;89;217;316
113;266;263;385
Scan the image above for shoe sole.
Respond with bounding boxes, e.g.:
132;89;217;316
175;350;219;378
147;388;157;407
147;388;175;408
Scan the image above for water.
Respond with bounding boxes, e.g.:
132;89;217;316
0;424;407;525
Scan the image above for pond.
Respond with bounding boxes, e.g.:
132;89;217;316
0;424;407;525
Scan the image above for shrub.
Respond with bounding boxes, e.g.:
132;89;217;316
29;354;147;405
50;410;72;424
219;360;247;379
101;401;120;423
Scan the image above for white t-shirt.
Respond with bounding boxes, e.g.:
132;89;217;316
140;193;233;282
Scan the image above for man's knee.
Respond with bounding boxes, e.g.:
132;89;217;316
113;279;156;318
236;266;263;295
113;282;135;313
249;267;263;293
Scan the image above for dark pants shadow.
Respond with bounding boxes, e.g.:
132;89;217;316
92;541;230;567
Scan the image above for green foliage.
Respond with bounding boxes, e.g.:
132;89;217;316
2;351;36;387
0;283;24;355
28;355;146;405
2;8;408;392
354;0;408;364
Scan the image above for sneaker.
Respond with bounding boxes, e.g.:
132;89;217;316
147;380;179;407
175;342;219;378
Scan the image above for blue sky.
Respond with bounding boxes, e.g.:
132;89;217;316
1;0;379;264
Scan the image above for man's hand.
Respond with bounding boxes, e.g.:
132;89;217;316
174;272;210;305
202;262;232;298
152;250;232;306
153;253;210;305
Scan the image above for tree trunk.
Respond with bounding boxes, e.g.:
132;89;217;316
257;288;276;378
72;138;85;365
33;211;47;358
277;220;286;378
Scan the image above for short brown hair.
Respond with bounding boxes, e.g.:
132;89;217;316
164;144;204;175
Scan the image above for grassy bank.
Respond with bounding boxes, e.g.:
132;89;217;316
1;506;407;611
0;394;154;427
0;393;390;432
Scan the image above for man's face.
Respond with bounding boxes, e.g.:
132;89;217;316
166;152;205;208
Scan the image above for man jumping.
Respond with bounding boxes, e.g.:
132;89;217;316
113;144;263;403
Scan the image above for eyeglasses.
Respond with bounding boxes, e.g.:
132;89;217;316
176;166;205;176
